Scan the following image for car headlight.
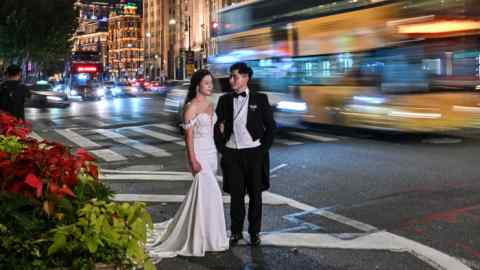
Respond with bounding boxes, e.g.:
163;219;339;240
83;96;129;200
47;96;63;102
96;88;105;96
131;87;139;93
276;101;308;112
112;87;121;95
70;90;78;96
476;85;480;90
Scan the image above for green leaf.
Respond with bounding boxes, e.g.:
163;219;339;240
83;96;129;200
144;259;156;270
85;237;99;253
47;232;66;255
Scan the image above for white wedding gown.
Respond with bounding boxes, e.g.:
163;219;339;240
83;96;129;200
147;112;229;259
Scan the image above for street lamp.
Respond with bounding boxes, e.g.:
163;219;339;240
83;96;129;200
168;18;177;80
146;32;152;80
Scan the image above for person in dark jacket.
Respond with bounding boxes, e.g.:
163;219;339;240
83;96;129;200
214;62;276;247
0;65;30;119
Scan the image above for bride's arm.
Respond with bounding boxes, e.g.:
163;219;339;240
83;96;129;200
183;103;202;175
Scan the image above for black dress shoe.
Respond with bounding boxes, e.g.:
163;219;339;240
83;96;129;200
250;234;261;246
229;233;243;246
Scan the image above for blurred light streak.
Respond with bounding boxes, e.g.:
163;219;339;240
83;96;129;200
398;20;480;34
388;111;442;119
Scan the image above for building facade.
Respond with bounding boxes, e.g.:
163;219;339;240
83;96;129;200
73;1;113;75
143;0;247;80
108;4;144;80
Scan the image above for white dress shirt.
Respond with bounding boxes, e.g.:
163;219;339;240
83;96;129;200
226;88;261;149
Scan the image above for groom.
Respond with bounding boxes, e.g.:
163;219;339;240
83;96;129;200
214;62;276;246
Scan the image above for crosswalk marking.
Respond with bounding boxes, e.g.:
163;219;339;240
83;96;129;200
56;129;101;148
290;131;339;142
29;131;44;141
88;119;109;127
94;129;171;157
127;126;185;146
90;149;127;162
101;173;193;181
114;193;286;205
275;138;304;146
151;123;179;132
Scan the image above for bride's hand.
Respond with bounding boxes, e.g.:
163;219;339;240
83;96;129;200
190;159;202;175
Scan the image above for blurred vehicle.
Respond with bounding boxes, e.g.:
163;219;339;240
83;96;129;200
68;80;105;100
107;81;139;97
145;81;166;94
209;0;480;132
101;81;115;98
164;76;307;131
66;51;103;101
26;81;70;108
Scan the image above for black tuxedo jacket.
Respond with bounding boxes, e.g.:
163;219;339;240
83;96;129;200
214;91;276;193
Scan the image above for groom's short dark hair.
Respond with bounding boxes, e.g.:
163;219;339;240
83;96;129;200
230;62;253;80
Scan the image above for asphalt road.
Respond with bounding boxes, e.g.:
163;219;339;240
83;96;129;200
26;95;480;270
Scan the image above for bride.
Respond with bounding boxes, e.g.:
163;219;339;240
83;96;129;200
148;69;229;258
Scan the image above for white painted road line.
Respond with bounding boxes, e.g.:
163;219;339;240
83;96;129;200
151;124;179;132
275;138;304;146
290;131;339;142
29;131;44;141
247;231;403;250
101;169;190;175
261;191;469;270
114;193;286;205
90;149;127;162
314;209;378;232
56;129;101;148
270;163;288;174
127;126;185;146
95;129;171;157
384;232;471;270
101;174;193;181
88;119;109;127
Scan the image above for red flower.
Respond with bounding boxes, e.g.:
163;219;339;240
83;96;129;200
49;182;60;194
75;148;96;162
59;184;75;198
89;164;99;178
25;174;43;198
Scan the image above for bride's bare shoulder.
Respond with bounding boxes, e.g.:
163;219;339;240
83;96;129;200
184;101;198;119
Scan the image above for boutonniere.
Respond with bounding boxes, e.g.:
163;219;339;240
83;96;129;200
249;105;257;111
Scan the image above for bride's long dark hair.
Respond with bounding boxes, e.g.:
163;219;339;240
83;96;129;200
184;69;213;106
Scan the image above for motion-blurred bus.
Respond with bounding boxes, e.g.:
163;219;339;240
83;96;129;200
210;0;480;132
67;51;105;100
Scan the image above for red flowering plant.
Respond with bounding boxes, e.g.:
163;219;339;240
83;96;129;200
0;112;153;270
0;112;111;219
0;111;112;267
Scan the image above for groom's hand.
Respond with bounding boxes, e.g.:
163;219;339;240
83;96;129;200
219;122;225;134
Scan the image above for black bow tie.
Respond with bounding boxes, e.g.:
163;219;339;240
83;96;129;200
233;92;247;98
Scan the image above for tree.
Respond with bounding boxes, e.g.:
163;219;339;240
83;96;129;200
0;0;77;76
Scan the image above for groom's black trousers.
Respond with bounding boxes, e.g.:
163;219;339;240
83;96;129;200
222;146;264;236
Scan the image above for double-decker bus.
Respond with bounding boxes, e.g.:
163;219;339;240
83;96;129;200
210;0;480;132
67;51;105;100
